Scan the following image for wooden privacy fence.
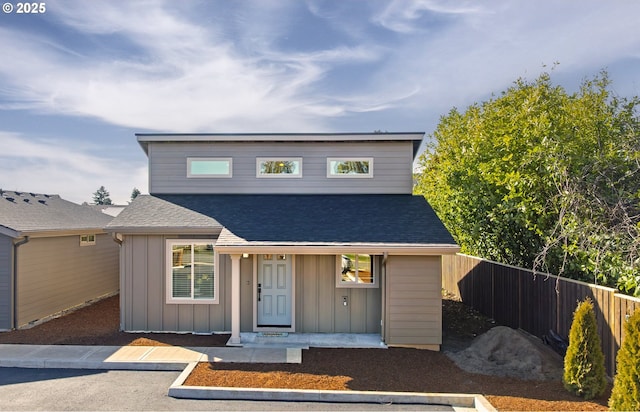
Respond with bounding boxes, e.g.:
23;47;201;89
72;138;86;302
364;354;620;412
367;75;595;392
442;253;640;377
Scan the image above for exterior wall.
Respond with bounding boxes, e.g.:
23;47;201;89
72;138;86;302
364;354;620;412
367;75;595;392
120;235;255;333
121;248;384;334
295;255;381;333
147;141;414;195
385;255;442;347
240;255;253;332
16;234;119;328
0;235;12;330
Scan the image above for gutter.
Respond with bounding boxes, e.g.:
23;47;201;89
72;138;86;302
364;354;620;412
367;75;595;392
12;236;29;330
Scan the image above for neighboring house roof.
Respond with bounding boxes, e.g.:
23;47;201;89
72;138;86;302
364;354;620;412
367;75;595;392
0;190;114;238
106;194;458;252
87;204;127;217
136;132;425;158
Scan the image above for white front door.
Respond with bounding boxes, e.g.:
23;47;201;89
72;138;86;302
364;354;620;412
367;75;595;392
257;254;292;327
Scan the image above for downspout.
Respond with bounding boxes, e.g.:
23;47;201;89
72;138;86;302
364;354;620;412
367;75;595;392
110;233;123;332
381;252;388;343
12;236;29;330
111;232;123;245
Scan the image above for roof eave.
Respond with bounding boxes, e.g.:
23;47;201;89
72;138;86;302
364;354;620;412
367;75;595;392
13;228;110;238
0;225;20;238
106;227;223;235
136;132;425;156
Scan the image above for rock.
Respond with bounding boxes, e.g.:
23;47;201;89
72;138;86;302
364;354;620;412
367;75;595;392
446;326;561;381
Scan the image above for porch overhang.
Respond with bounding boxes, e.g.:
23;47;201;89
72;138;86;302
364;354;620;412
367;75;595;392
214;226;460;255
215;243;460;256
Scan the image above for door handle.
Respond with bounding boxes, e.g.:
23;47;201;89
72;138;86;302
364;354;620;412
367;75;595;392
258;283;261;302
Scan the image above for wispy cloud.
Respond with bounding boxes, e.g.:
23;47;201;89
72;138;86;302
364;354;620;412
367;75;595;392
0;0;638;205
364;0;640;115
0;132;146;204
373;0;482;34
0;0;390;132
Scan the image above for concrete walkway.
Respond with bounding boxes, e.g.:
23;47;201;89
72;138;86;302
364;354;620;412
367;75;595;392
0;344;301;370
0;343;495;411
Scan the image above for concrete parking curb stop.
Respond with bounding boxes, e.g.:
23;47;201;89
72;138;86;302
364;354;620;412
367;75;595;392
168;362;497;411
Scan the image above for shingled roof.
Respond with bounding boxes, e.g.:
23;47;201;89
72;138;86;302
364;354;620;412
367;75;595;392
107;194;457;248
0;190;114;238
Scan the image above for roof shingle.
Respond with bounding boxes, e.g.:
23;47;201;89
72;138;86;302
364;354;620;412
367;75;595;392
107;194;456;246
0;190;113;237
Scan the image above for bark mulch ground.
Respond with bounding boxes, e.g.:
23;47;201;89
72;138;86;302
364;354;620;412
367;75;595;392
0;294;611;411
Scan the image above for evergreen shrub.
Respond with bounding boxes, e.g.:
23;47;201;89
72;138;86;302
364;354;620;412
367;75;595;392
609;308;640;410
562;298;607;399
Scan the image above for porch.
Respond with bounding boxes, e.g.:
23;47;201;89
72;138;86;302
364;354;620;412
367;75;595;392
238;332;386;349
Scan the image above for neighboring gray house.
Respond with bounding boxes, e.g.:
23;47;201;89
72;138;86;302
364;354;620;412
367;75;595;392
106;133;459;350
0;191;120;330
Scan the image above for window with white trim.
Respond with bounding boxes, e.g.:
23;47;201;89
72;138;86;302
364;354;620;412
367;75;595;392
187;158;232;178
256;158;302;178
327;158;373;178
336;254;377;288
80;234;96;246
166;240;218;304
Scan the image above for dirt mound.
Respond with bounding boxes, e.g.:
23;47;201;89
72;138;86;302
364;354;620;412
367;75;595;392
446;326;563;381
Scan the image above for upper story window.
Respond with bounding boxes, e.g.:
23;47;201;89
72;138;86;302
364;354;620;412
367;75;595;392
166;240;218;304
80;234;96;246
257;158;302;178
187;158;232;178
327;158;373;178
337;254;377;288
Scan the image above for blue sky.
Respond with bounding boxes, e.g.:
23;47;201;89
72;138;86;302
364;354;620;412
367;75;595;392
1;0;639;204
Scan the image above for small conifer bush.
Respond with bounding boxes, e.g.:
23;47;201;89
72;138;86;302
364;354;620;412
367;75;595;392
609;308;640;410
562;298;607;400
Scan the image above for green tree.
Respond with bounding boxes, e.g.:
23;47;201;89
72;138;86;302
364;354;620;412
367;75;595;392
92;185;112;205
563;298;607;399
415;71;640;295
609;309;640;410
130;187;141;202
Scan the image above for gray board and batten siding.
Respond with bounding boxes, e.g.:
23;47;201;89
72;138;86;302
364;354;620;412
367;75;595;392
119;234;382;334
15;234;119;328
295;255;381;334
120;235;232;333
0;234;12;330
146;141;415;195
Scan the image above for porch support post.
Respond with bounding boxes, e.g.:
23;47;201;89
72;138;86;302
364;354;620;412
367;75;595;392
228;254;242;346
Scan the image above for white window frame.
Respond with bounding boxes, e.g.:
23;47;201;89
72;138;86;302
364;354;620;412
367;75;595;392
256;157;303;178
336;254;378;288
80;234;96;246
165;239;219;304
187;157;233;178
327;157;374;178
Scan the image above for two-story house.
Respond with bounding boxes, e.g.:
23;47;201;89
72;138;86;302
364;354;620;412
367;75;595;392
106;132;459;350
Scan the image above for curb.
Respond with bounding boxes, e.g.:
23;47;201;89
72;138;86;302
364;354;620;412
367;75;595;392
169;362;497;411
